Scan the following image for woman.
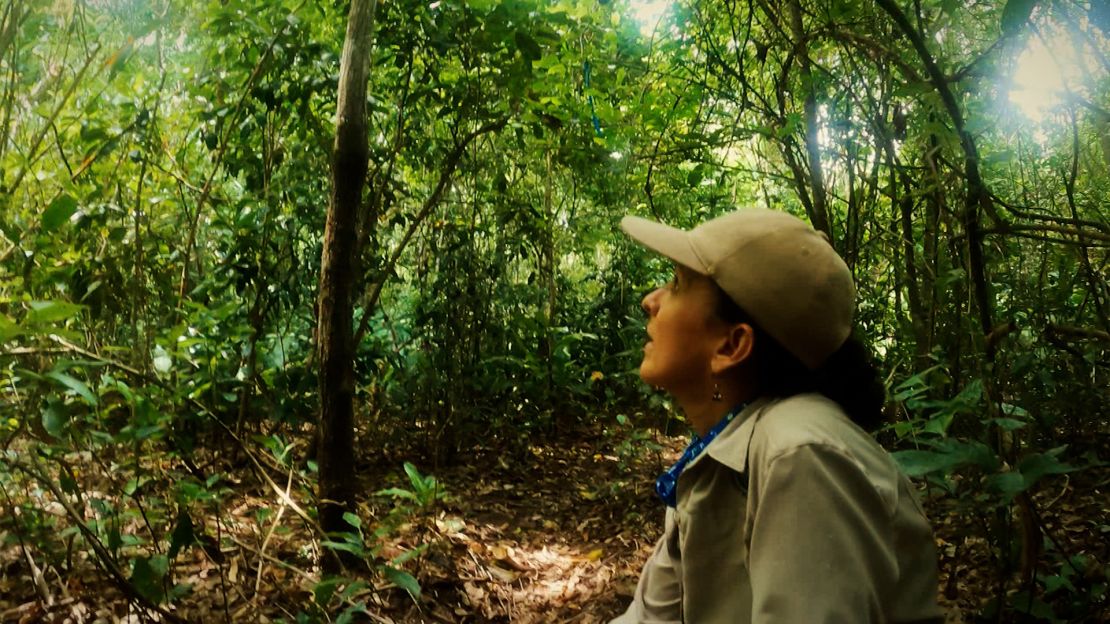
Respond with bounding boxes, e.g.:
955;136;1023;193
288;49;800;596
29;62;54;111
612;209;943;623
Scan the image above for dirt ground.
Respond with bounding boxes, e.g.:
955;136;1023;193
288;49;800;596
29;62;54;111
1;421;1107;623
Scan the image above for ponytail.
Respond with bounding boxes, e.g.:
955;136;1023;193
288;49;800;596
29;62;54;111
713;286;886;431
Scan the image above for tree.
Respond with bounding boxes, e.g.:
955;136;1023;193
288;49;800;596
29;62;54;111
316;0;377;549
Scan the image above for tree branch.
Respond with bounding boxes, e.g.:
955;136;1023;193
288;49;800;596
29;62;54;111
873;0;996;338
353;117;508;345
8;43;103;195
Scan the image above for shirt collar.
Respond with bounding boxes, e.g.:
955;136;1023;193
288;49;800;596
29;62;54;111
701;397;771;474
655;402;748;507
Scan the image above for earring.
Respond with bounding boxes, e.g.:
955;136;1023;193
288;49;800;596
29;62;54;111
712;382;722;402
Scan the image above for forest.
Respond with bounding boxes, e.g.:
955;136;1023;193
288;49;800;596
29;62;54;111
0;0;1108;621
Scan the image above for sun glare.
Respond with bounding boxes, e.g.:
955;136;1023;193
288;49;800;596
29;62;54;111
1008;26;1093;123
627;0;671;37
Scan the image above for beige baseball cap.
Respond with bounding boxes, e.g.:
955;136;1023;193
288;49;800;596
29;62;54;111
621;209;855;370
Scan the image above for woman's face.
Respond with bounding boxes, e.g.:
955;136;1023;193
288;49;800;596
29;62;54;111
639;265;730;396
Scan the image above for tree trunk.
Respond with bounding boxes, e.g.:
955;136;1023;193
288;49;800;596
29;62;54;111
542;150;556;411
788;0;832;242
316;0;377;553
923;130;943;352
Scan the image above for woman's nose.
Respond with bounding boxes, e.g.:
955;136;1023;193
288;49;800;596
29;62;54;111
641;287;662;317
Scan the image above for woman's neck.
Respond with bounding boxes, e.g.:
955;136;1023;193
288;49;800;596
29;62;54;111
683;400;735;437
679;378;758;436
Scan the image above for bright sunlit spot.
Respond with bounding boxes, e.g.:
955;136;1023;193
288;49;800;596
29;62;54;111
1008;27;1090;123
627;0;671;37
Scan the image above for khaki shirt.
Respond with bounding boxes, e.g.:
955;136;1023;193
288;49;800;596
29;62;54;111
613;394;944;623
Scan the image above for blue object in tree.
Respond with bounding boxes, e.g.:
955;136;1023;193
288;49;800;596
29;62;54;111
584;61;603;137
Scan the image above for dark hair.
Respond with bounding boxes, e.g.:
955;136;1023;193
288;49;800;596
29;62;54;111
713;286;887;431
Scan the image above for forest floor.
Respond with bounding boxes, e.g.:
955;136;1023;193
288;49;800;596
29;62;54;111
1;421;1108;623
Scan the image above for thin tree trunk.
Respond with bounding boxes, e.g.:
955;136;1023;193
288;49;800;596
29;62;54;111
924;131;943;351
316;0;377;556
788;0;831;241
873;2;1037;601
1065;110;1110;332
542;149;556;408
0;2;25;169
874;0;994;339
899;179;926;357
844;101;859;271
352;117;506;345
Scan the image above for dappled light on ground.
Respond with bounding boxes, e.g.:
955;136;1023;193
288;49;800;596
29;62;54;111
2;423;1108;621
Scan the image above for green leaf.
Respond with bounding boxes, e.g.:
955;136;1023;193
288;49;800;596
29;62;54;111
1041;573;1076;596
892;81;933;98
42;194;79;231
392;544;427;565
1001;0;1037;35
383;566;420;598
41;400;69;437
339;580;369;600
468;0;498;12
514;31;542;62
990;417;1027;431
314;576;342;606
124;477;146;496
130;556;167;603
321;540;365;556
924;412;955;436
893;440;998;477
26;301;84;325
986;471;1026;497
168;510;195;559
45;371;97;405
403;462;424;489
376;487;418;501
0;314;24;342
892;450;957;477
829;0;857;20
342;512;361;530
60;470;78;494
1017;451;1075;489
168;582;192;601
1009;590;1057;619
108;523;122;554
939;0;959;17
127;417;165;442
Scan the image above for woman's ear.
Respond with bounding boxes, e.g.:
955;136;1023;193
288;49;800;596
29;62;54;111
710;323;754;375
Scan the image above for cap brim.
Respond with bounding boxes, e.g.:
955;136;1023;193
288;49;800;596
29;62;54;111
620;216;708;275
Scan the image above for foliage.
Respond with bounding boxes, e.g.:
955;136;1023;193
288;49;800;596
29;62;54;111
0;0;1107;620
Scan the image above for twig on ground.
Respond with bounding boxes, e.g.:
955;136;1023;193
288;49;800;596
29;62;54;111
254;462;294;599
224;534;316;584
1044;475;1071;510
23;546;53;607
216;509;232;624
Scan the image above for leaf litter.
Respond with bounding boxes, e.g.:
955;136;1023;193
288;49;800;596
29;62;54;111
1;422;1106;622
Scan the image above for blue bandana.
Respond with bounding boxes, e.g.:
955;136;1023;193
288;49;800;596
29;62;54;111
655;403;747;508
